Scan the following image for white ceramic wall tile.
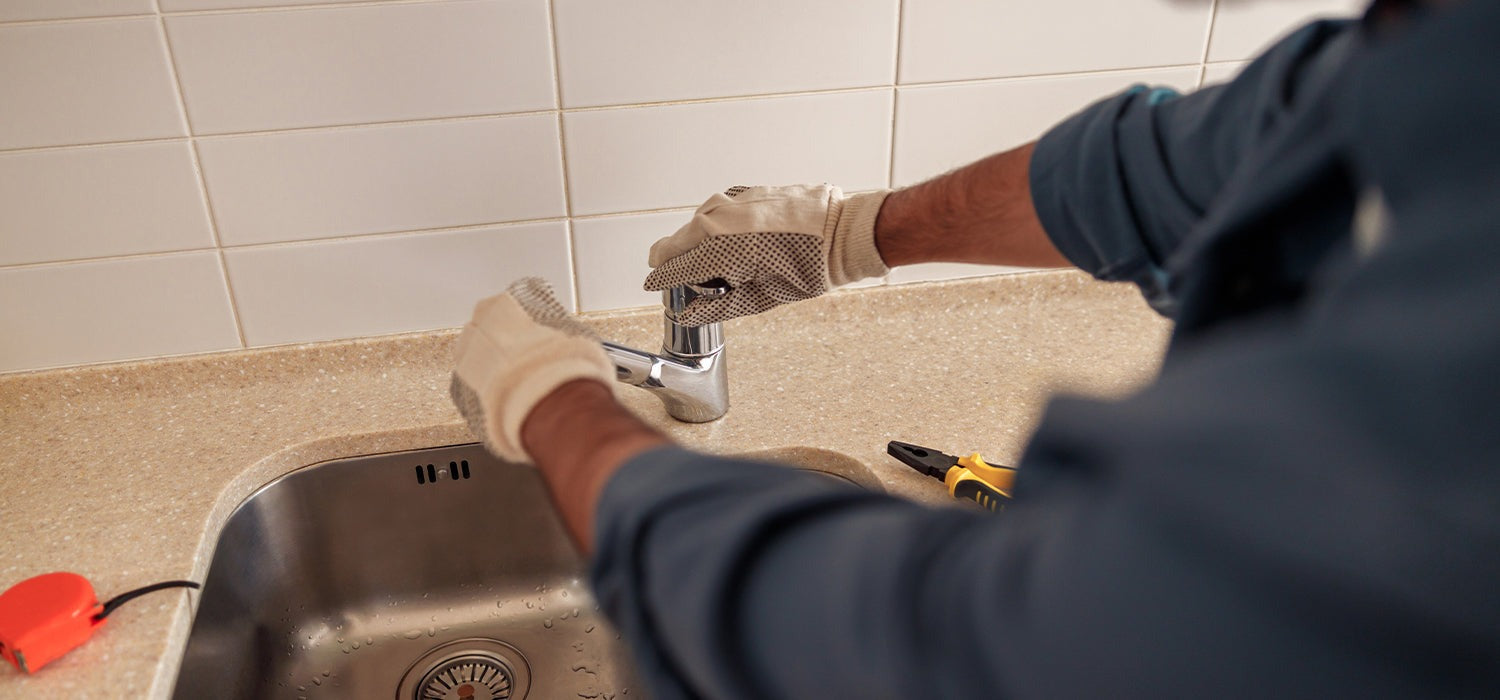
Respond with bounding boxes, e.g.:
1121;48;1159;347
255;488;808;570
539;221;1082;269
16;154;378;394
0;0;153;22
552;0;898;108
161;0;399;9
565;90;892;217
573;210;689;312
0;253;238;372
899;0;1212;84
165;0;554;134
888;263;1033;285
1202;61;1251;86
893;68;1200;188
1209;0;1366;62
197;116;565;246
0;19;184;150
225;223;572;346
0;143;213;266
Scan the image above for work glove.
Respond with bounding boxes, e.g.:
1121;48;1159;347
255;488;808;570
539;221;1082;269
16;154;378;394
644;184;892;326
450;277;615;463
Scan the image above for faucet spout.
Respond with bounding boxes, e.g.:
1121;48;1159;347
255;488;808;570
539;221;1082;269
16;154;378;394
603;342;728;422
601;281;731;423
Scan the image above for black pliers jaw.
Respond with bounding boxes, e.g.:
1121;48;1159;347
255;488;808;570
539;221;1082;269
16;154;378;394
886;440;957;482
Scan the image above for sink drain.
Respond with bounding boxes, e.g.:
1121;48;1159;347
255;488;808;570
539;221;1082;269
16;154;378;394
398;639;531;700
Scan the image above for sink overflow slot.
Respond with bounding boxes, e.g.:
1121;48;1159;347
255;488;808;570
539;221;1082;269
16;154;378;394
415;460;471;485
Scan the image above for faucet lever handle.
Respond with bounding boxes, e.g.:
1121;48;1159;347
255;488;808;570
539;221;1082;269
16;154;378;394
665;279;731;320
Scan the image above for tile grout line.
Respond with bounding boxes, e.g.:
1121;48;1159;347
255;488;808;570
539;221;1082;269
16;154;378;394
0;13;155;28
886;0;904;191
0;193;886;272
0;248;223;273
880;0;905;289
0;64;1209;158
1197;0;1222;90
0;136;193;158
0;0;459;27
153;0;249;348
544;0;584;313
0;206;732;272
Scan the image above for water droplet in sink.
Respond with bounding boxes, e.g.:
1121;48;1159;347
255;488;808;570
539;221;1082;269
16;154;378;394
321;670;331;677
351;641;361;650
312;677;322;686
427;626;437;637
402;629;424;640
585;625;596;634
561;590;569;598
336;636;344;643
525;601;534;609
543;619;553;629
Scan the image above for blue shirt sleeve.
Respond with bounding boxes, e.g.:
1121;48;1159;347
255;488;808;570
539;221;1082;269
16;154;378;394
588;5;1500;697
1029;20;1359;316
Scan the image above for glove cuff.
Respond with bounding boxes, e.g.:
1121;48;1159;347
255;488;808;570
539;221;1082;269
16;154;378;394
827;189;892;287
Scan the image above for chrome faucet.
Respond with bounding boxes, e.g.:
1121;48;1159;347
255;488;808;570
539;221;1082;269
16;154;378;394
602;281;730;422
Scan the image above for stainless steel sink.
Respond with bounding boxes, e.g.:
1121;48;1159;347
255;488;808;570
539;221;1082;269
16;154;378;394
173;443;881;699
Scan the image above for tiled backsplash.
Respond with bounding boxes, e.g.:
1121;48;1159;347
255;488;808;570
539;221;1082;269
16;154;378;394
0;0;1362;373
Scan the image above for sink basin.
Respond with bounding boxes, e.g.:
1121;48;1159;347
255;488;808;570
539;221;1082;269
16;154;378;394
173;443;880;699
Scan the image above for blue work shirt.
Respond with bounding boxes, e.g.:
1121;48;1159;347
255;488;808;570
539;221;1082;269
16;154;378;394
591;2;1500;697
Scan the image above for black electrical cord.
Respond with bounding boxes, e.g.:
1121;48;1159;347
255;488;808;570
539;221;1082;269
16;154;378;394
94;580;200;621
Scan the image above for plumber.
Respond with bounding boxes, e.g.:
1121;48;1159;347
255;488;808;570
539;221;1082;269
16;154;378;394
451;1;1499;696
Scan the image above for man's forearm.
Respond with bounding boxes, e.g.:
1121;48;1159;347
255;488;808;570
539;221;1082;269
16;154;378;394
875;142;1071;269
521;380;670;553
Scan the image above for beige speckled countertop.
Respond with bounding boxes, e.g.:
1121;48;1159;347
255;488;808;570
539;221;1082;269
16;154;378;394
0;271;1170;698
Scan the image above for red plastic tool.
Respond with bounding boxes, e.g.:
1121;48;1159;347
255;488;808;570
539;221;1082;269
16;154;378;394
0;572;105;674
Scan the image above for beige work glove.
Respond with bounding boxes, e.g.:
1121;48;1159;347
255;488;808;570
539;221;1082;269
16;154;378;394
450;277;615;463
644;184;892;326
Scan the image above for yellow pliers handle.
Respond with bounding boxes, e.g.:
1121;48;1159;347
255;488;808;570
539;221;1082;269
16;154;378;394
945;453;1015;511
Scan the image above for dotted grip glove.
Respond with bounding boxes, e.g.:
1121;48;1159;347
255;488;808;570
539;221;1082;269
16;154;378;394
644;184;892;325
450;277;615;464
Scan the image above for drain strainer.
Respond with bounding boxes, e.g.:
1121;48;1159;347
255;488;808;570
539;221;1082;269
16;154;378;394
398;639;531;700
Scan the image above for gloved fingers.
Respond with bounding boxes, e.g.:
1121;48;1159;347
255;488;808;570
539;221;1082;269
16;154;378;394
452;322;506;391
673;277;821;326
643;244;727;292
468;294;548;351
505;277;599;339
647;216;711;268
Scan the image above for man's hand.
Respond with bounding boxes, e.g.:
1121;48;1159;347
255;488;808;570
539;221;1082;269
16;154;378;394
451;278;618;464
451;278;668;550
643;185;891;326
644;145;1070;328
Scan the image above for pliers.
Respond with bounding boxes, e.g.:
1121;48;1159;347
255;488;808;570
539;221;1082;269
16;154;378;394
887;440;1016;512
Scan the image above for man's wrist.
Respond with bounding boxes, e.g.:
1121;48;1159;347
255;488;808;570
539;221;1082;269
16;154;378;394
873;142;1070;270
521;379;669;551
873;186;926;268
